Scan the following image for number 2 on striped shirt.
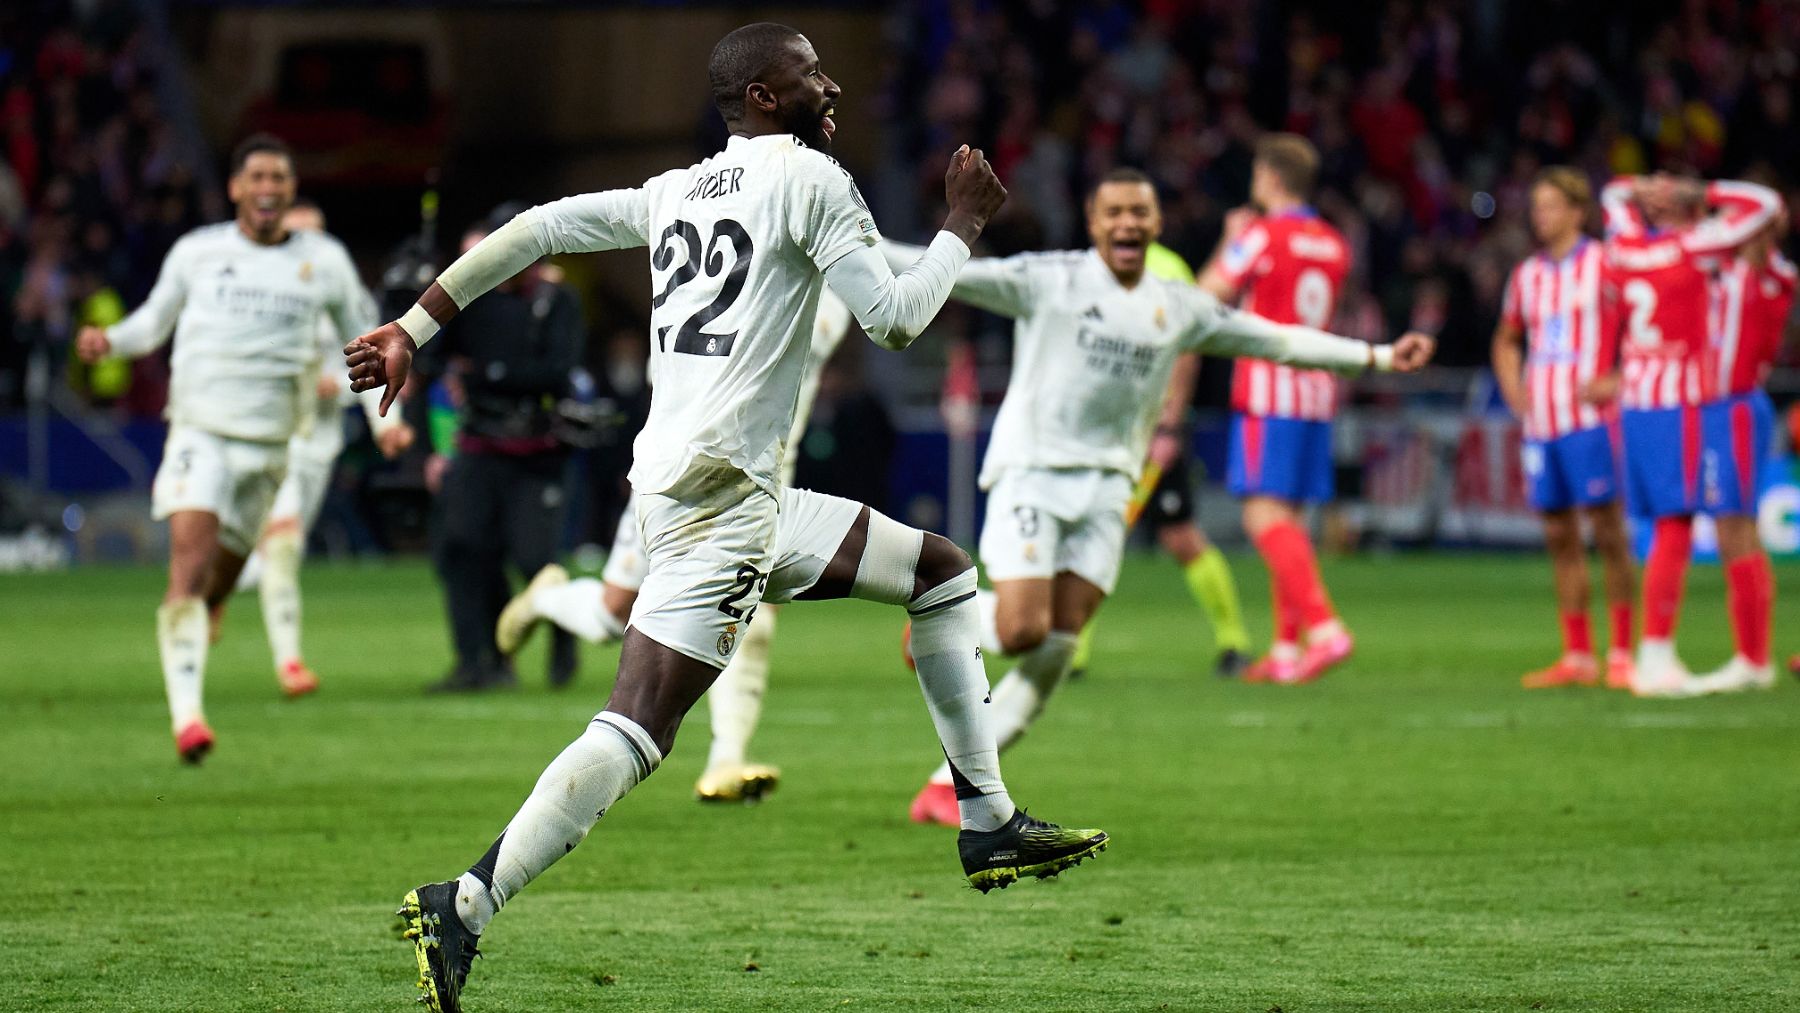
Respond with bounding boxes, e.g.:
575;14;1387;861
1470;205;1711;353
1623;278;1662;349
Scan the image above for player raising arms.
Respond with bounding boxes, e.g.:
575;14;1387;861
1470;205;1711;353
75;134;372;763
349;25;1107;1012
893;167;1435;827
1690;208;1793;693
1600;172;1781;696
1491;168;1635;690
496;287;855;803
1198;135;1356;684
1070;241;1254;681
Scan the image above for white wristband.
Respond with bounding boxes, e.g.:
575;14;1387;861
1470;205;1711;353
397;303;441;346
1370;345;1395;372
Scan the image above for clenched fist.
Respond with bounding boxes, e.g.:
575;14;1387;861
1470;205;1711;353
1389;331;1436;373
943;145;1007;246
76;326;112;364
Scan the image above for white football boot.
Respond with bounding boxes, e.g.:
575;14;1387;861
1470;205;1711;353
1689;655;1776;696
496;563;569;655
1631;640;1702;699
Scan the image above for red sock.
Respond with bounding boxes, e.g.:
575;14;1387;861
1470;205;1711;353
1560;611;1592;656
1254;521;1336;631
1642;517;1692;640
1272;582;1299;645
1609;603;1632;654
1725;553;1774;666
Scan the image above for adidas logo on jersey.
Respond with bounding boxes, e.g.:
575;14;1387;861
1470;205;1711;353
1081;305;1103;321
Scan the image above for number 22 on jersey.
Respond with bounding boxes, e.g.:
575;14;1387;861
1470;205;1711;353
651;218;754;356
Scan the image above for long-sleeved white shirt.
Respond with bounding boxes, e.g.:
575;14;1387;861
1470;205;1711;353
288;284;397;462
883;244;1388;487
781;285;852;486
408;133;967;498
107;222;371;443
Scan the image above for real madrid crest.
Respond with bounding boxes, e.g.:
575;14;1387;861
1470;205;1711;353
717;624;738;656
1154;305;1166;329
298;261;314;282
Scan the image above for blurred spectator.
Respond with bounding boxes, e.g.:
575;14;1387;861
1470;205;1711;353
2;2;206;412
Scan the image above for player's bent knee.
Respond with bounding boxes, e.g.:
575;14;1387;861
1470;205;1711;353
914;532;972;592
850;509;928;606
999;625;1049;657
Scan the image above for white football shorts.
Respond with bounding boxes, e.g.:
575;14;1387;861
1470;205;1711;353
267;421;345;533
978;466;1132;593
629;471;863;667
152;424;289;556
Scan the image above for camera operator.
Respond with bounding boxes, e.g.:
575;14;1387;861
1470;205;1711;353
410;206;585;691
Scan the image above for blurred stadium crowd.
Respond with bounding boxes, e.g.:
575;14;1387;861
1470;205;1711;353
881;0;1800;367
0;2;212;415
1;0;1797;554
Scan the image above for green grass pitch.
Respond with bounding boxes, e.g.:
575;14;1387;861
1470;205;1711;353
5;553;1799;1012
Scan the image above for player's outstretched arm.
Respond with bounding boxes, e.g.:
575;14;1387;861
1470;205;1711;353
878;239;1034;319
1193;293;1435;374
822;145;1006;350
80;236;194;363
348;189;650;414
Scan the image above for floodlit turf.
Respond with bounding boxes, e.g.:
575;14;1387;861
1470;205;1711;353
5;553;1799;1012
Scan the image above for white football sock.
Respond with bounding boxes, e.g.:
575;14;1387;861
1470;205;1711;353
257;526;304;669
976;588;1004;657
533;578;627;644
929;629;1077;784
1637;637;1675;670
156;597;209;732
455;711;661;935
706;606;775;770
909;571;1013;831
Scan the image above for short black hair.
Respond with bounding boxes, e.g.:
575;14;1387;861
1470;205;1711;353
230;133;292;175
709;22;803;126
1087;166;1156;200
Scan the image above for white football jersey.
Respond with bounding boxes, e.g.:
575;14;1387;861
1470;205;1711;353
782;285;853;485
532;134;880;498
291;283;390;463
106;222;371;443
924;248;1375;488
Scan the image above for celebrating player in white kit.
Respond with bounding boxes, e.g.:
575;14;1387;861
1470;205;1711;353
347;25;1108;1012
495;286;854;804
888;168;1436;826
75;135;373;763
245;200;415;698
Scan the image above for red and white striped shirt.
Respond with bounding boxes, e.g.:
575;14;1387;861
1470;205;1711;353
1710;252;1796;397
1601;177;1782;410
1500;238;1615;440
1217;209;1352;420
